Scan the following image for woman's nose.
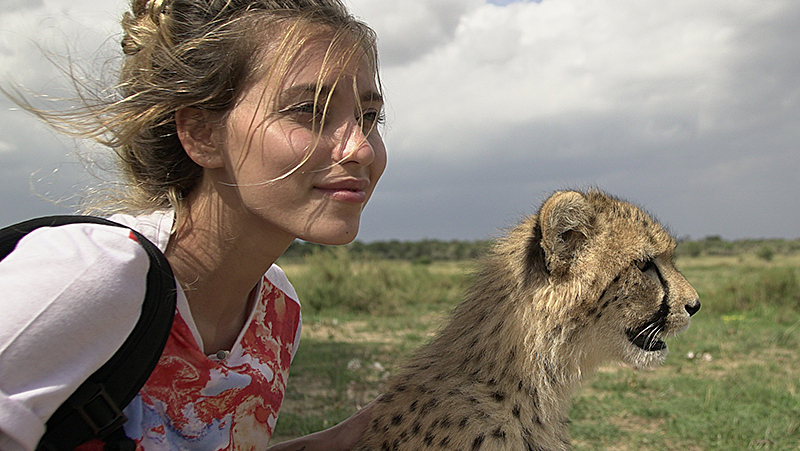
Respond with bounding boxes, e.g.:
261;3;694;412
336;120;376;166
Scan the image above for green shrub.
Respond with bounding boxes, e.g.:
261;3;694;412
707;267;800;313
289;247;466;315
756;245;775;262
679;241;703;258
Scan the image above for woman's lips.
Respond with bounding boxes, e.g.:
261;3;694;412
315;179;369;204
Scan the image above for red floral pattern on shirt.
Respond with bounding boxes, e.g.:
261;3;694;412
79;275;300;450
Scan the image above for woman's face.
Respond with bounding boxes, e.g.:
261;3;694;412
215;38;386;246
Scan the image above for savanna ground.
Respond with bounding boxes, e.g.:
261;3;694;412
271;239;800;450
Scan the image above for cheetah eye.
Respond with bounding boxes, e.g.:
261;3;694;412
636;259;657;273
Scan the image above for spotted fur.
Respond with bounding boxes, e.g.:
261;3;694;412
354;190;700;451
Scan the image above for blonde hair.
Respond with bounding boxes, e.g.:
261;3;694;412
7;0;380;215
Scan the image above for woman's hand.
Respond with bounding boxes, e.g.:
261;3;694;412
266;398;378;451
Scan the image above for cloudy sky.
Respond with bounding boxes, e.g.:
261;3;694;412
1;0;798;241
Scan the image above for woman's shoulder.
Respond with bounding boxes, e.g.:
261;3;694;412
0;219;156;450
4;219;151;284
0;219;152;329
107;209;174;252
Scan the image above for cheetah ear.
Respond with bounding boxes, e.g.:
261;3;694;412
537;190;595;278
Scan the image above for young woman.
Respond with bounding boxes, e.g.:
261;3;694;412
0;0;386;449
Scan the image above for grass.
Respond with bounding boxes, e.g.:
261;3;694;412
571;307;800;450
272;249;800;450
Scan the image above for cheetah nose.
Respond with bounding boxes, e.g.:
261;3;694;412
685;299;701;316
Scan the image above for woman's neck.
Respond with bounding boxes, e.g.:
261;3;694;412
165;187;293;354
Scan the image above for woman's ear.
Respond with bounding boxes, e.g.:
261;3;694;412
175;107;224;169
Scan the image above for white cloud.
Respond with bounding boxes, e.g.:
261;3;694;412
0;0;44;13
379;0;780;158
345;0;483;65
0;0;124;92
1;0;798;239
353;0;800;239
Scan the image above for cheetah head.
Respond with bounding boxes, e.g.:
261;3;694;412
533;189;700;369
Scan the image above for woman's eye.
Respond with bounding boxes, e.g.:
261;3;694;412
280;102;324;124
360;109;385;128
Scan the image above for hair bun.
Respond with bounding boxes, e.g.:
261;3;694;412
120;0;169;55
133;0;168;19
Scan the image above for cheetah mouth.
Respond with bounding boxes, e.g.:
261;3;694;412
626;322;666;352
625;303;669;352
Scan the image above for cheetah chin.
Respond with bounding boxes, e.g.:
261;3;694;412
627;308;669;351
354;189;700;451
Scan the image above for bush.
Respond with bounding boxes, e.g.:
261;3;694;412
756;246;775;262
680;241;703;258
708;267;800;313
281;238;492;263
289;247;466;315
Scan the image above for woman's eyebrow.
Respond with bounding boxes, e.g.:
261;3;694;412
360;90;384;105
279;83;382;106
278;83;330;102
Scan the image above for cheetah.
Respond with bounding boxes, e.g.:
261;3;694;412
354;189;700;451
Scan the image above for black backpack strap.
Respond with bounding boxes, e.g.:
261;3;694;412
0;215;176;451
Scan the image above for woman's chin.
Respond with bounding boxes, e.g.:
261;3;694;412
301;223;361;246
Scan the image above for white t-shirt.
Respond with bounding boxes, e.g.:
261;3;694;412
0;211;301;451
